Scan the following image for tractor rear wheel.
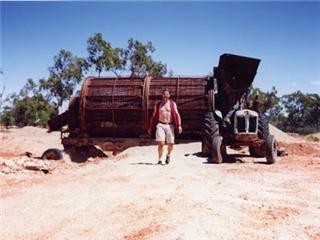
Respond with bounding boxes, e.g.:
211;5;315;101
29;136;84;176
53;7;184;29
202;112;219;157
249;145;265;157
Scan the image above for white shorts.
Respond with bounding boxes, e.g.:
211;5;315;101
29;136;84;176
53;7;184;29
156;123;175;144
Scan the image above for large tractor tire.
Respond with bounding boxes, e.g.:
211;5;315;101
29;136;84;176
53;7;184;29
249;145;265;157
41;148;63;160
266;135;277;164
202;112;224;163
202;112;219;157
249;113;269;157
257;113;270;140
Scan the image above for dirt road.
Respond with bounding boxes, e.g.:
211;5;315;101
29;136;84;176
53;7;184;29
1;128;320;240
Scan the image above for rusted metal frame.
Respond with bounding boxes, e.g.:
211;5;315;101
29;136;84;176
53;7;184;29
111;77;118;142
88;82;143;87
150;81;207;86
89;77;143;83
87;85;142;97
142;76;151;132
176;76;180;104
175;96;206;106
79;77;94;136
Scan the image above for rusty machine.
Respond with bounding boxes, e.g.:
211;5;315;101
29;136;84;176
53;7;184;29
45;53;277;164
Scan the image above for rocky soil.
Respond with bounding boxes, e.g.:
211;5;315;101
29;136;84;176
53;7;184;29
1;127;319;240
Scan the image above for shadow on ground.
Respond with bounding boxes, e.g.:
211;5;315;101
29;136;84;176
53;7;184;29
64;146;108;163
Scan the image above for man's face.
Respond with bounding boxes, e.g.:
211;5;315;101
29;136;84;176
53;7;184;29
162;90;170;100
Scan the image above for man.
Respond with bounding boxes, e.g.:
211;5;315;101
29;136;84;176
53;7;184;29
149;89;182;165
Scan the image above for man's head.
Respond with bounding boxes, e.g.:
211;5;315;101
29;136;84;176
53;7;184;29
162;89;170;101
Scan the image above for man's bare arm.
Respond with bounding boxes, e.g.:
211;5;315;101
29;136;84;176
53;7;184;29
174;102;182;134
173;102;181;126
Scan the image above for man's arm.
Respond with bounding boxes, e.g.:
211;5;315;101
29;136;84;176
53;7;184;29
173;102;182;133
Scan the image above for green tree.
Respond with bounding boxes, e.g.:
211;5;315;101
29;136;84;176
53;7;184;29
4;79;57;127
282;91;320;133
281;91;306;132
123;38;167;78
307;93;320;131
11;93;56;127
0;106;15;128
86;33;123;77
42;49;87;107
249;86;280;114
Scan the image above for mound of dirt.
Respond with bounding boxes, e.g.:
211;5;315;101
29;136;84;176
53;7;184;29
278;142;320;157
269;124;298;143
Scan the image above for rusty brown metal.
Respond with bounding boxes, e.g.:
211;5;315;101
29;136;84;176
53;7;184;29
142;76;151;132
76;76;209;139
79;76;94;135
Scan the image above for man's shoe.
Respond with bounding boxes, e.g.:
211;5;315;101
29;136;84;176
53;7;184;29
157;160;163;165
165;156;170;165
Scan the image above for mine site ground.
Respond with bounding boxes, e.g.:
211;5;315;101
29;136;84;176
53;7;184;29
1;126;320;240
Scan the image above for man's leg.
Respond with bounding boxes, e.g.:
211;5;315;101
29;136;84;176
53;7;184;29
167;143;173;156
155;124;165;164
165;125;175;165
166;143;174;164
158;142;164;164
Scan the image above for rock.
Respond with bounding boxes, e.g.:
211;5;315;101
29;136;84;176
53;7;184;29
23;160;49;173
277;147;288;156
16;158;26;166
20;152;33;157
1;166;12;174
4;159;17;169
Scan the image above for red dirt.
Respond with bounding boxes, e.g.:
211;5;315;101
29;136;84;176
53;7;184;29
1;127;319;240
278;142;320;157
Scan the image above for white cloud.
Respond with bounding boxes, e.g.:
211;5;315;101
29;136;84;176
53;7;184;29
310;80;320;86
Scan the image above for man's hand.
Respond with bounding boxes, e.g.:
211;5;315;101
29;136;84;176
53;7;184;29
178;126;183;134
147;128;152;135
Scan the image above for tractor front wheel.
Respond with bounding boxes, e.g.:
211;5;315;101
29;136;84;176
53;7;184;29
266;135;277;164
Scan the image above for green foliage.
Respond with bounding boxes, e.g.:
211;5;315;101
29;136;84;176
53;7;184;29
249;86;280;113
86;34;167;78
36;110;52;127
123;38;167;78
249;87;320;134
11;93;57;127
281;91;320;132
0;106;15;128
86;33;124;77
2;79;57;127
42;49;87;107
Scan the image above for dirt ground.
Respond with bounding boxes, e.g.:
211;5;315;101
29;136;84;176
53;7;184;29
1;127;320;240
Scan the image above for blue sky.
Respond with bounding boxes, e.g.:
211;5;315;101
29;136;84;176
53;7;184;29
1;1;320;96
